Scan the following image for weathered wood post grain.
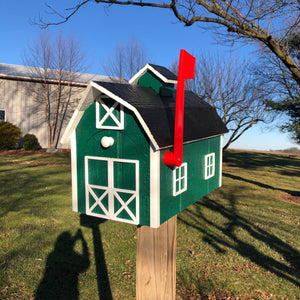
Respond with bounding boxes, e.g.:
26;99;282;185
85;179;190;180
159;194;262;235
136;215;177;300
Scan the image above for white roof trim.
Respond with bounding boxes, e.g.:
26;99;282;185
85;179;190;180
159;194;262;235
91;82;160;150
60;84;96;145
91;81;136;111
129;63;177;85
61;81;160;150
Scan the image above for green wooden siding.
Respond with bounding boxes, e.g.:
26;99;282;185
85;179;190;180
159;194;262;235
159;136;222;225
138;72;174;95
75;102;151;226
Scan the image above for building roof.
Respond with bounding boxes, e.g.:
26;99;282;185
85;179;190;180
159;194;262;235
62;78;228;149
0;63;115;85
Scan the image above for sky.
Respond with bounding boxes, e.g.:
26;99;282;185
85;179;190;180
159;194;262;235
0;0;299;151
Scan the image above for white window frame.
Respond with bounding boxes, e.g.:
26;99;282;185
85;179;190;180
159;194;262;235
173;162;187;196
205;153;215;180
0;109;5;121
96;98;124;130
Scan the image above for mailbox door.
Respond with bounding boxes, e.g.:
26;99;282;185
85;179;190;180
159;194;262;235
85;156;139;225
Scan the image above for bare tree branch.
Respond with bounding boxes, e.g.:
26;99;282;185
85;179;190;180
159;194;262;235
35;0;91;28
102;38;149;81
184;51;271;150
23;31;88;148
38;1;300;93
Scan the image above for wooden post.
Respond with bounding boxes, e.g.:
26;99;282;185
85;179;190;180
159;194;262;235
136;215;177;300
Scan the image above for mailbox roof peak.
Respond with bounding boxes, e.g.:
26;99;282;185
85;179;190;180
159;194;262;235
129;63;178;85
62;66;228;149
90;80;228;149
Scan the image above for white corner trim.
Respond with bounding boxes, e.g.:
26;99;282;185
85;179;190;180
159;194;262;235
219;135;223;187
150;146;160;228
71;131;78;212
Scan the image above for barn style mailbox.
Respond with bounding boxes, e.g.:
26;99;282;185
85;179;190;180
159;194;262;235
62;51;228;228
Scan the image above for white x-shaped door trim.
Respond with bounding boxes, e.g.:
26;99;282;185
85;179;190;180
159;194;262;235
85;156;139;225
87;184;109;217
113;189;137;222
96;99;124;130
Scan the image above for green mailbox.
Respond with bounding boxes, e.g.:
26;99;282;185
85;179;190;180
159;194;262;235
62;61;228;228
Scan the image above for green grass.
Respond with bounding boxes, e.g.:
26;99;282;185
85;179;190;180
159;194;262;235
0;150;299;299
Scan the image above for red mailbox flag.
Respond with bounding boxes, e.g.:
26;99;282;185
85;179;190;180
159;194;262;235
164;50;196;167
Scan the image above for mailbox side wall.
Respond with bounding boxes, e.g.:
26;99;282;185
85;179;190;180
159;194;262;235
74;102;151;226
159;136;222;225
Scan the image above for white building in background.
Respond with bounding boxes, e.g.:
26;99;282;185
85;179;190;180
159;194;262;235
0;63;114;148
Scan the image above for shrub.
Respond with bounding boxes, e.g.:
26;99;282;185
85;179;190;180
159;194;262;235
0;122;22;150
23;134;40;151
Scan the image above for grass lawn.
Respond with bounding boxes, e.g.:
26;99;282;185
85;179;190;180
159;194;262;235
0;149;299;299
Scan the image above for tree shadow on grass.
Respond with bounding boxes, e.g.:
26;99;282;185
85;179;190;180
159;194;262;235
223;151;300;177
223;172;300;197
35;229;90;300
178;189;300;288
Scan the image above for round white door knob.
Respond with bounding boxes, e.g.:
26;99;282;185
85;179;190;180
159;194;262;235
101;136;114;148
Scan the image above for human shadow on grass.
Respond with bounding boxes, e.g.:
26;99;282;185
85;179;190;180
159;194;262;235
223;172;300;197
80;214;113;300
178;190;300;288
35;229;90;300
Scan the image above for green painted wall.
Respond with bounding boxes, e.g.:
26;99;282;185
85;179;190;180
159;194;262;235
138;71;174;95
159;136;222;225
75;101;151;226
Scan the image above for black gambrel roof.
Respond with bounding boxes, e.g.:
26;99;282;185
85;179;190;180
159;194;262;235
93;81;228;149
147;64;178;82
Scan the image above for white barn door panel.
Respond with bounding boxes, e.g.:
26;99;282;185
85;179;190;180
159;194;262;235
85;156;139;225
